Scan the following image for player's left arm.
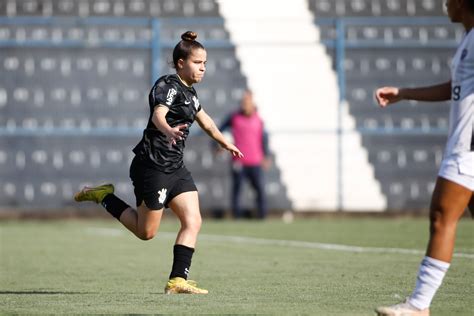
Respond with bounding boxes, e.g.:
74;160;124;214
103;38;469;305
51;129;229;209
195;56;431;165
196;109;243;158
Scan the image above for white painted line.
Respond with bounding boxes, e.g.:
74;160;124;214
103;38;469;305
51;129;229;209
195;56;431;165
85;227;474;259
197;234;474;259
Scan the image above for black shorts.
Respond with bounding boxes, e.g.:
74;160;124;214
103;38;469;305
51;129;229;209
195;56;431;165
129;156;197;210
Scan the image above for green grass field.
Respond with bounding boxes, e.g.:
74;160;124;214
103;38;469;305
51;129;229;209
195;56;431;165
1;216;473;315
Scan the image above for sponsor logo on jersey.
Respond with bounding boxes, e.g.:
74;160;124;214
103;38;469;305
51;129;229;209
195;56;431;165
158;188;167;204
192;96;200;110
166;88;177;106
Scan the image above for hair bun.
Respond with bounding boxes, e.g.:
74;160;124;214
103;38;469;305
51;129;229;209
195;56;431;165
181;31;198;41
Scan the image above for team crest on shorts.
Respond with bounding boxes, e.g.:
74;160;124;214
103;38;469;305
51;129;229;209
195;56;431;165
158;188;167;204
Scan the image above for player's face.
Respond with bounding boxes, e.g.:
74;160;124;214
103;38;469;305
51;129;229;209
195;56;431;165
445;0;462;22
178;48;207;85
241;91;256;116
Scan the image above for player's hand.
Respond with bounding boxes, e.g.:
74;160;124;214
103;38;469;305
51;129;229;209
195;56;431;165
375;86;402;108
223;143;243;158
166;124;188;148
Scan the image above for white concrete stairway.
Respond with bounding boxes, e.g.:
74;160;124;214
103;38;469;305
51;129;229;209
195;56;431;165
217;0;386;211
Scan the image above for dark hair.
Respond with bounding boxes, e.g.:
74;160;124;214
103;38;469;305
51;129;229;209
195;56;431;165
172;31;205;68
468;0;474;12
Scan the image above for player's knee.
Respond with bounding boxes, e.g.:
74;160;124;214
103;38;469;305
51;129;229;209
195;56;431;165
194;215;202;230
137;230;157;241
429;206;454;234
184;215;202;233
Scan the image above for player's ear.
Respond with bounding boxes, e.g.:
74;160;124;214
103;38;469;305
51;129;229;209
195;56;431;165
177;58;185;70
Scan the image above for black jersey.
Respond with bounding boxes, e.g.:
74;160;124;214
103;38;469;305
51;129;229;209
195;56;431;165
133;74;202;173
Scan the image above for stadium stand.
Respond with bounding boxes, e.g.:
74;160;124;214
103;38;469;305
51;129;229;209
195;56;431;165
308;0;445;17
1;0;457;213
0;0;292;213
310;0;453;209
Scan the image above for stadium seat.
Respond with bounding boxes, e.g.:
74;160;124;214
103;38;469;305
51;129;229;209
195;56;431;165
4;0;222;17
309;0;445;17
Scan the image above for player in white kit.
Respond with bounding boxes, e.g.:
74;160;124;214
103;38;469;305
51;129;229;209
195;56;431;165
374;0;473;315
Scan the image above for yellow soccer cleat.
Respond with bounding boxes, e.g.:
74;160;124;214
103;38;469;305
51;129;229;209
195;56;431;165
74;184;114;204
186;280;198;287
375;300;429;316
164;277;208;294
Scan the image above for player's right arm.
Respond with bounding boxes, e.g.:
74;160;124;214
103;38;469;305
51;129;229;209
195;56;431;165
152;105;187;147
375;81;451;108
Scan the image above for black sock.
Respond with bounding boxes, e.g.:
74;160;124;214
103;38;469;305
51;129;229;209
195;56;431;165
101;194;129;220
169;244;194;280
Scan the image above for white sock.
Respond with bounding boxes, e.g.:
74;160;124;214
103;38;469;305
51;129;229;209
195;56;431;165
408;256;450;310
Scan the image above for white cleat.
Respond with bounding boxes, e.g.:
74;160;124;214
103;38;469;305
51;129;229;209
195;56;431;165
375;300;429;316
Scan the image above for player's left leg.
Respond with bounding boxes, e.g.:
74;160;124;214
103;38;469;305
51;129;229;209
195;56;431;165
164;191;208;294
247;166;267;219
169;191;202;248
231;162;244;218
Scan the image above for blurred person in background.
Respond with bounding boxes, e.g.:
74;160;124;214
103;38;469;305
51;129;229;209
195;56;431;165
374;0;474;314
217;90;271;219
74;31;242;295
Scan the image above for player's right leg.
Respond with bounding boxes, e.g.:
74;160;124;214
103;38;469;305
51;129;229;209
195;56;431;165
74;183;114;204
375;300;429;316
425;177;472;262
376;177;472;316
74;183;162;240
74;183;129;221
119;202;163;240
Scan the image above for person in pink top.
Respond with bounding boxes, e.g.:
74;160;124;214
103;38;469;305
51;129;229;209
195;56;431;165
219;90;271;219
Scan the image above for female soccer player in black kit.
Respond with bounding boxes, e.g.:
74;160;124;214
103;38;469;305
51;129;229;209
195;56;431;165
74;31;243;294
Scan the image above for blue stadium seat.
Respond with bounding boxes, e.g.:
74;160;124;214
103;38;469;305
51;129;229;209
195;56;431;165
6;0;222;17
309;0;445;17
